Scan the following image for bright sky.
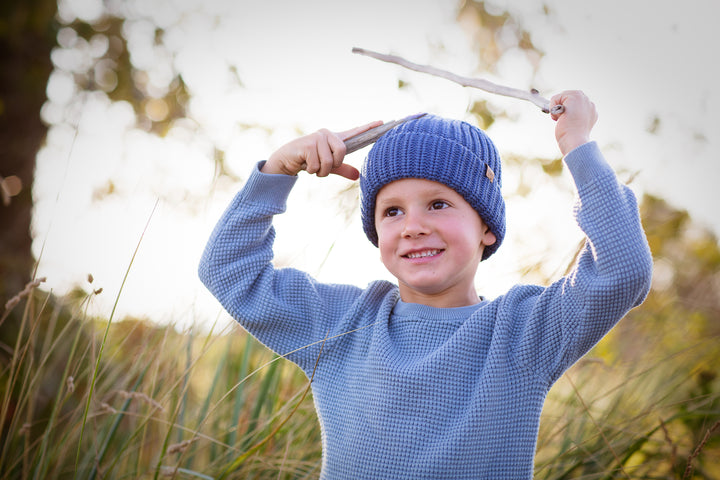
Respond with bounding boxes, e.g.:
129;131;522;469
33;0;719;330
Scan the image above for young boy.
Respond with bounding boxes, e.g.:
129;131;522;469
199;91;653;479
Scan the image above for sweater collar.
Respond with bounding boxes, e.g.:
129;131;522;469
392;298;485;322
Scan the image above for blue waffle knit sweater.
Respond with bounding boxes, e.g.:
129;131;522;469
199;141;653;479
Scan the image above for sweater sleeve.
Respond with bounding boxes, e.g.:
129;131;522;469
504;142;653;383
198;162;367;372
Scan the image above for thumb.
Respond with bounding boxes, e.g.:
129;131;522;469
330;163;360;181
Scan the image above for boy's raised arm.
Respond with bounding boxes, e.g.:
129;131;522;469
261;121;382;179
514;89;652;381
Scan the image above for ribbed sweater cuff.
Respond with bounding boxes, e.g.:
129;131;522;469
563;141;615;189
238;160;298;207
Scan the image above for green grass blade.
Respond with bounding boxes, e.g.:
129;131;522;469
33;310;87;480
87;365;149;480
227;334;253;447
177;326;195;444
74;199;158;479
218;333;327;479
183;330;231;467
160;466;215;480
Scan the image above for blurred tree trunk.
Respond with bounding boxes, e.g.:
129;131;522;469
0;0;57;307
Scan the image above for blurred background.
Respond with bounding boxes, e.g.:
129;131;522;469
2;0;718;326
1;0;718;478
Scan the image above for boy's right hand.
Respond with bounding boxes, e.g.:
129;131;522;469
262;121;383;180
550;90;598;156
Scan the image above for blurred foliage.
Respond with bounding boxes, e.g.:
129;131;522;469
457;0;544;74
629;194;720;356
469;99;496;130
457;1;547;133
539;157;565;177
55;10;188;135
47;1;245;184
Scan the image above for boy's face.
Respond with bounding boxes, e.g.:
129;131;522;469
374;178;496;308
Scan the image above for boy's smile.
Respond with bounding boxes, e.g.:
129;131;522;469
374;178;496;308
403;249;442;260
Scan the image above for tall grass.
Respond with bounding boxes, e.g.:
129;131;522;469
536;342;720;479
0;285;321;479
1;282;718;479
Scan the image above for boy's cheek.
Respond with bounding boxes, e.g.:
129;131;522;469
377;245;394;273
374;215;387;234
375;221;394;243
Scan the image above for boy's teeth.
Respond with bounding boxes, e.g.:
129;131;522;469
407;249;439;259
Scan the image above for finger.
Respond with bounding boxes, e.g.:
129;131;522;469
550;93;567;121
330;163;360;181
337;120;384;142
327;132;347;168
304;141;320;175
316;130;336;177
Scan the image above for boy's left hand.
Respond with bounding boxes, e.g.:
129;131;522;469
550;90;598;156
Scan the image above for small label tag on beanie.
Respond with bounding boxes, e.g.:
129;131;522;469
485;164;495;183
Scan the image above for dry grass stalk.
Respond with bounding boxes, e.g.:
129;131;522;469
683;419;720;479
117;390;165;412
99;402;117;415
3;277;46;311
167;437;198;455
567;375;630;479
18;423;31;436
658;417;678;472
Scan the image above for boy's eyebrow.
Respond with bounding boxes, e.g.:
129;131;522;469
375;195;403;208
376;185;455;207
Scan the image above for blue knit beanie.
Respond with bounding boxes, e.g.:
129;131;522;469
360;114;505;261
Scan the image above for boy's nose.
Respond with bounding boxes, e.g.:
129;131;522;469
401;211;430;238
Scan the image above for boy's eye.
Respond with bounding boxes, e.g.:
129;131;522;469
430;200;449;210
384;207;402;217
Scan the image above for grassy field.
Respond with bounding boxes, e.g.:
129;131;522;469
1;276;718;479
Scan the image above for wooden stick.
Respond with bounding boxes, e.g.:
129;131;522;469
298;113;425;171
352;47;563;115
344;112;427;154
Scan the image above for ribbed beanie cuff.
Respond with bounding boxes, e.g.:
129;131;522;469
360;114;506;260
